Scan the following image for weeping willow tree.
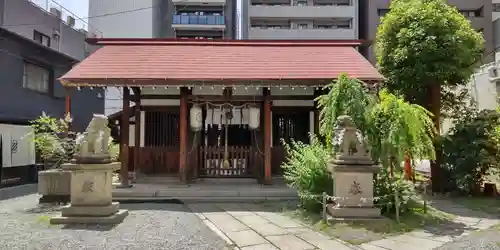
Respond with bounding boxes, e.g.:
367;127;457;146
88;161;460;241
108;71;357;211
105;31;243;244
368;89;436;169
316;73;374;148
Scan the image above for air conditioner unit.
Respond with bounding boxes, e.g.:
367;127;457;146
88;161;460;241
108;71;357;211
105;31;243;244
67;16;75;27
50;7;62;19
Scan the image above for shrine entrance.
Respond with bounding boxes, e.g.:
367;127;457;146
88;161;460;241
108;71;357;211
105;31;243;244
197;104;257;178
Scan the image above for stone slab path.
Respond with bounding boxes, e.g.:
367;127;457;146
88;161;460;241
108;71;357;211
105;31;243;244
360;198;500;250
187;203;356;250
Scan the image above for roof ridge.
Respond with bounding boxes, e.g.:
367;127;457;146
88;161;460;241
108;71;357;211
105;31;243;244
86;38;364;47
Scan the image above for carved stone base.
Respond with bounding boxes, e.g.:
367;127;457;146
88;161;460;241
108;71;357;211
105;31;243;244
61;202;120;217
50;209;129;225
327;204;381;219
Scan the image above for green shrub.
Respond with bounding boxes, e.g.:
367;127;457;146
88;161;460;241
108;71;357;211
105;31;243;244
109;140;120;162
30;113;73;166
281;135;332;212
441;109;500;194
374;168;418;213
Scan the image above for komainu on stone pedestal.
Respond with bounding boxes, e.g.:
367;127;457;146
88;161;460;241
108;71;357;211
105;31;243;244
73;114;112;164
327;115;381;220
50;114;128;225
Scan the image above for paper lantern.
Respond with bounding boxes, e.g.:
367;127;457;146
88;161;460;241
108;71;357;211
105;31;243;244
248;106;260;130
190;105;202;131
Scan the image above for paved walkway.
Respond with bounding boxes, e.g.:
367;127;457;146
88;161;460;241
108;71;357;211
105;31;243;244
187;203;355;250
360;198;500;250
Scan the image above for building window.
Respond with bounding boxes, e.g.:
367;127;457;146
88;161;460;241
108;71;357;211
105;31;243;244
459;7;483;17
494;3;500;12
297;23;308;29
378;9;390;17
33;30;50;47
23;62;51;93
295;0;308;6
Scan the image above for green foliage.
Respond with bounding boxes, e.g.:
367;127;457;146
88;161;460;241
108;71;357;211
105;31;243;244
368;89;436;167
281;135;333;212
441;108;500;194
368;90;435;211
376;0;484;101
282;75;435;214
30;113;73;165
374;168;417;214
316;74;374;148
109;140;120;162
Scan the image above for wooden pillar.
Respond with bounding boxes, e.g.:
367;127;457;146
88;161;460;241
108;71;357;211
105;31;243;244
134;99;141;179
120;87;131;188
64;87;71;131
263;87;272;185
179;87;189;184
313;89;321;135
131;87;141;182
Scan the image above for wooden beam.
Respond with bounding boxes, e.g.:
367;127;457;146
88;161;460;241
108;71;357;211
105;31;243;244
120;87;131;188
263;87;272;185
179;87;189;184
140;94;317;101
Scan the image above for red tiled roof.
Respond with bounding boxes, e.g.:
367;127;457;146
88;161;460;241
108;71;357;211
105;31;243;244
60;39;383;85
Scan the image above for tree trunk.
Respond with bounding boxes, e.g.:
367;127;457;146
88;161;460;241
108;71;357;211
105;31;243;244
429;84;442;193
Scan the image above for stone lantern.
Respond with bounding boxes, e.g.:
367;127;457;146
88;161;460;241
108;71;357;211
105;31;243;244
327;115;381;219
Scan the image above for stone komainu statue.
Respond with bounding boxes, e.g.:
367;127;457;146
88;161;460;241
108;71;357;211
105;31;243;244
332;115;371;160
74;114;111;164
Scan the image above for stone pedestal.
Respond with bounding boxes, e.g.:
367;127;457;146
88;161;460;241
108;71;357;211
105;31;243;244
327;165;381;219
50;162;129;225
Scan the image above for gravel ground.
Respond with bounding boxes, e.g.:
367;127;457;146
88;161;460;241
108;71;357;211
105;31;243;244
435;229;500;250
0;192;228;250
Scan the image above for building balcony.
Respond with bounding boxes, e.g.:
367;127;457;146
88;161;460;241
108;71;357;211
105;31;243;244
248;27;356;40
172;15;226;30
172;0;226;6
249;5;356;19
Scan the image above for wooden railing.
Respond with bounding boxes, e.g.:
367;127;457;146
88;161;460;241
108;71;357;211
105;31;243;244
199;146;253;177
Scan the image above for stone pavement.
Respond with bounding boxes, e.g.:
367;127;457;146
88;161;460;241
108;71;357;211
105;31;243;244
187;202;356;250
359;198;500;250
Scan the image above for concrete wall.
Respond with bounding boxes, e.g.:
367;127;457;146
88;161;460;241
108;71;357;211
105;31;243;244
363;0;494;64
0;29;104;131
441;61;500;134
0;0;87;60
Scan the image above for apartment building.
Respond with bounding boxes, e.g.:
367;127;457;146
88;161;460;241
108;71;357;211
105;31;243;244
362;0;494;63
88;0;235;40
241;0;359;40
88;0;236;115
0;0;91;60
